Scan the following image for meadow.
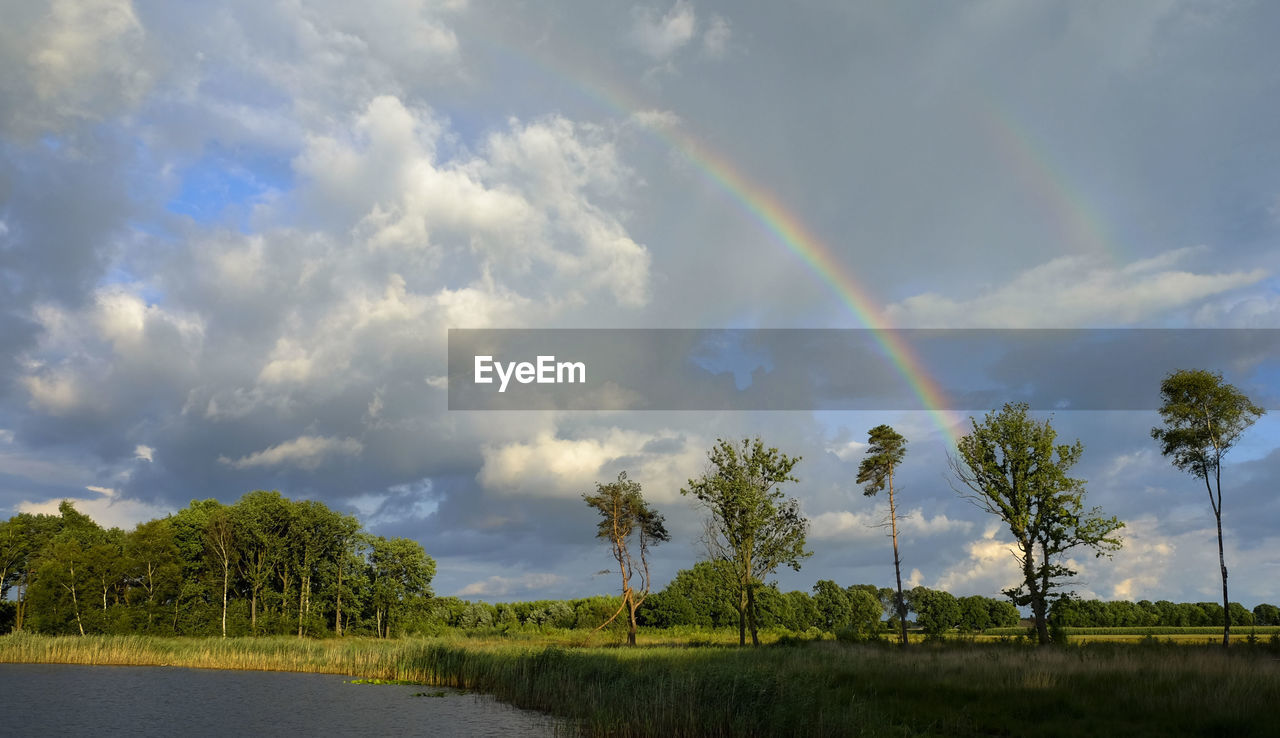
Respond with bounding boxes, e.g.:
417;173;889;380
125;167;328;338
3;629;1278;736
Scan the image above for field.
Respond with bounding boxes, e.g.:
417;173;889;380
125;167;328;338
3;629;1279;736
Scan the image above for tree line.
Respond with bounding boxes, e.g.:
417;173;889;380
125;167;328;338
1;368;1267;648
0;491;433;638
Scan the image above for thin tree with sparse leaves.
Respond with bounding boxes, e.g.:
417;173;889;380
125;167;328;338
1151;368;1264;648
857;424;910;647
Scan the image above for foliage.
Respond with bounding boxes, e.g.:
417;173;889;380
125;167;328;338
856;424;911;647
1151;369;1264;647
3;492;433;639
583;471;670;645
950;402;1123;645
682;437;811;646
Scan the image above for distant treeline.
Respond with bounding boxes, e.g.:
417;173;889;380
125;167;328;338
1050;598;1279;628
3;492;1277;638
0;491;434;638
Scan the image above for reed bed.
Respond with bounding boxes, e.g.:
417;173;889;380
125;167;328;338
3;632;1277;736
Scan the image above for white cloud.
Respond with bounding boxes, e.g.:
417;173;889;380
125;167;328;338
810;507;973;541
827;439;867;461
631;1;697;60
134;444;154;462
0;0;151;136
219;435;363;470
457;573;566;598
20;372;85;415
885;248;1268;327
478;429;704;503
17;485;171;530
932;523;1024;595
702;14;731;59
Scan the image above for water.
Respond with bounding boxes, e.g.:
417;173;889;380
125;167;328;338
0;664;561;737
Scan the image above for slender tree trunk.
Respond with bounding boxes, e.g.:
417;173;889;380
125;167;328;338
888;470;908;648
334;564;343;637
221;562;229;639
15;573;27;631
1216;508;1230;648
737;594;747;647
747;582;760;647
627;594;638;646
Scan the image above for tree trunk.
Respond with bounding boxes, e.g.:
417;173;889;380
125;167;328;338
888;471;908;648
627;595;638;647
737;597;747;647
1021;541;1050;646
747;582;760;647
334;564;343;637
1216;509;1230;648
221;562;229;639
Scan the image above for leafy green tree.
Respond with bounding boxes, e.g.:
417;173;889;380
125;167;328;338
856;424;910;646
683;437;811;646
1254;603;1280;626
1151;369;1265;648
812;579;852;631
232;491;290;635
638;561;738;628
909;587;960;640
950;403;1123;645
367;536;435;638
783;590;820;631
583;471;670;646
125;518;181;631
958;595;993;632
845;588;884;640
204;506;237;638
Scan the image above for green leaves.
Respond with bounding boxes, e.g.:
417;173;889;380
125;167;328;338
856;424;907;497
1151;368;1265;480
951;402;1124;644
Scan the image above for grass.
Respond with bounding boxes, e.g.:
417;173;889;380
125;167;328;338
3;631;1278;736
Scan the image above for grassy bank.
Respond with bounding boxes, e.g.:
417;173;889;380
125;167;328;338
3;632;1278;736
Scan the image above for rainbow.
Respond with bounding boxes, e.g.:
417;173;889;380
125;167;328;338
977;103;1119;261
480;44;966;446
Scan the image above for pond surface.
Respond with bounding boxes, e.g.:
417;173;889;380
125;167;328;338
0;664;560;736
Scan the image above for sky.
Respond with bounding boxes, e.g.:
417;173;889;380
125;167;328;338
1;0;1278;606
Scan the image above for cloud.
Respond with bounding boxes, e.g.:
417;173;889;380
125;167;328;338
478;428;704;503
810;507;974;541
630;1;697;60
932;524;1024;596
219;435;364;471
0;0;151;136
133;445;153;462
456;572;566;598
885;249;1268;328
17;485;171;530
702;15;731;59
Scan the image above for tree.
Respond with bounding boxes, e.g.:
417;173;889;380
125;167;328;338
203;506;237;638
812;579;853;632
367;536;434;638
1151;369;1264;648
683;437;811;646
582;471;670;646
950;402;1124;645
910;587;960;640
856;424;910;647
638;562;738;628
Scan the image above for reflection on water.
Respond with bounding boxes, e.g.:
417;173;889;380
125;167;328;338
0;664;559;737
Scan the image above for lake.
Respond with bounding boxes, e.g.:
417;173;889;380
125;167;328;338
0;664;560;736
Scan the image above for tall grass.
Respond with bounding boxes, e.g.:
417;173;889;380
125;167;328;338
3;632;1277;736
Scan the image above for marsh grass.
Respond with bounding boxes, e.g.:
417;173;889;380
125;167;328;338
3;632;1277;736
